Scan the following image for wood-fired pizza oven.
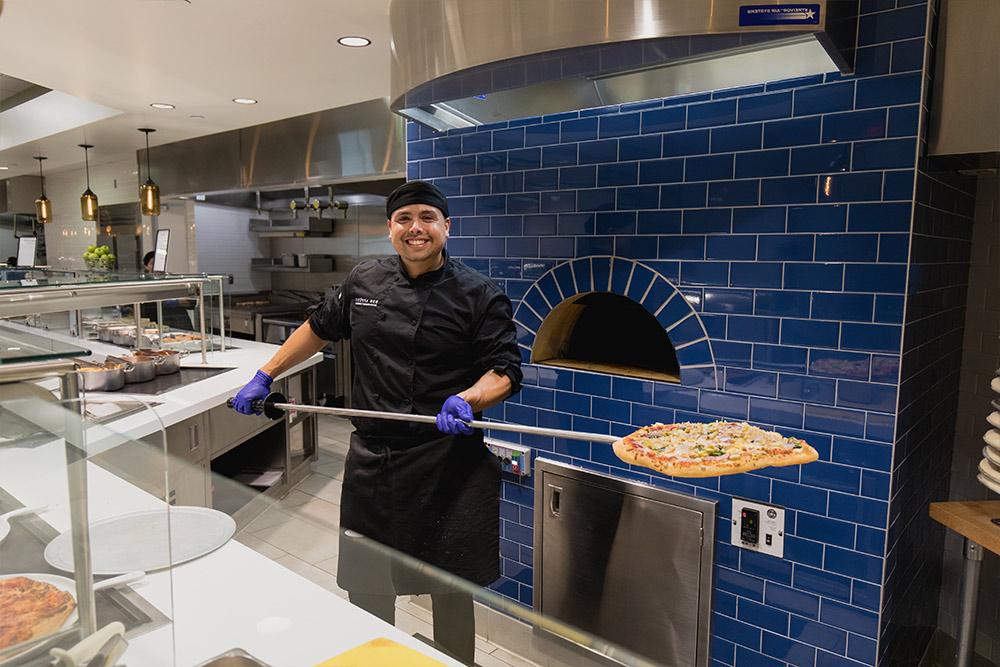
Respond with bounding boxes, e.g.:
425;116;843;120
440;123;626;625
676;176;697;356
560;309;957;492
531;291;681;383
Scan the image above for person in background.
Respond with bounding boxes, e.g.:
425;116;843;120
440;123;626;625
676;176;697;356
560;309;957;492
138;250;192;329
231;180;522;665
4;256;26;280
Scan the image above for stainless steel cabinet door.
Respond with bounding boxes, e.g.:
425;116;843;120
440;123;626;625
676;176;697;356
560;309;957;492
537;464;712;667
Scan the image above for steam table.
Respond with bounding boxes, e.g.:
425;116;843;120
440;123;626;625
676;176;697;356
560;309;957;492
929;501;1000;667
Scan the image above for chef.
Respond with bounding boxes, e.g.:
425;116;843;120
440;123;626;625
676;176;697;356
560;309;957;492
232;180;522;664
139;251;192;330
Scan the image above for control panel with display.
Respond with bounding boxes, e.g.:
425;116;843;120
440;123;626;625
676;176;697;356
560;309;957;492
731;498;785;558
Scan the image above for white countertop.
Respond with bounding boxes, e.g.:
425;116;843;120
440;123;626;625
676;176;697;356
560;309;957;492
0;328;461;666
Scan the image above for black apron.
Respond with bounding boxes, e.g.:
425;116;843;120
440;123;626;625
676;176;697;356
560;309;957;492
337;430;501;594
308;254;520;595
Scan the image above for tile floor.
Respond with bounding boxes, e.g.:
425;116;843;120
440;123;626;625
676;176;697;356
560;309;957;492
233;415;543;667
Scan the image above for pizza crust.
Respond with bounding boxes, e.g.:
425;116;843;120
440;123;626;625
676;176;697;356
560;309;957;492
612;421;819;478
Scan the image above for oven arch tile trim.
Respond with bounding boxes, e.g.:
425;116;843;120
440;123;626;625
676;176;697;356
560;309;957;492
512;256;718;389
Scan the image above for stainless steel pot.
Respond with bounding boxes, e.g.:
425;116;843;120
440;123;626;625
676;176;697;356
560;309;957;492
76;362;130;392
112;355;157;383
133;349;183;375
109;326;138;346
97;325;119;342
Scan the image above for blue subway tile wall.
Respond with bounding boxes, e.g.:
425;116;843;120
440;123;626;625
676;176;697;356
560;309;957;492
407;5;935;666
877;165;976;663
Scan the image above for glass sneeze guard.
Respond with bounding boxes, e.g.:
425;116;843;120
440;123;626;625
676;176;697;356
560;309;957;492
0;324;90;365
0;369;176;666
0;272;228;363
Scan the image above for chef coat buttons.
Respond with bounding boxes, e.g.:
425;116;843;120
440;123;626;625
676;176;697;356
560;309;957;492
372;392;380;400
410;318;418;326
379;312;386;320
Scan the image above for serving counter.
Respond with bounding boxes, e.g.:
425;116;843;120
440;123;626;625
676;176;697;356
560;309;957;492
0;273;654;667
0;278;463;666
0;390;467;667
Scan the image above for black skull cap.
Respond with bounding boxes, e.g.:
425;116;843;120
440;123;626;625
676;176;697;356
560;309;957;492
386;180;450;219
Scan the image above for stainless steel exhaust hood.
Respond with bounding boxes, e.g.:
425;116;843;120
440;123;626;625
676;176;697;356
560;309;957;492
0;175;43;215
141;98;405;199
390;1;859;132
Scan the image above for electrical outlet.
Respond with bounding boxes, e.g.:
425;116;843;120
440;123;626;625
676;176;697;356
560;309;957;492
731;498;785;558
485;438;531;477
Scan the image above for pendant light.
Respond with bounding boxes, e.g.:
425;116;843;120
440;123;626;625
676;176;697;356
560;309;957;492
78;143;99;221
138;128;160;216
34;156;52;224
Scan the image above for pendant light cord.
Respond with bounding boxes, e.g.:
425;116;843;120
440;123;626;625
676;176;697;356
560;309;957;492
36;158;45;197
84;146;91;188
144;131;152;178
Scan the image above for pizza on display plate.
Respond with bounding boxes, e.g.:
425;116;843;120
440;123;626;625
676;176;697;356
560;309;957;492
0;575;76;652
613;420;819;478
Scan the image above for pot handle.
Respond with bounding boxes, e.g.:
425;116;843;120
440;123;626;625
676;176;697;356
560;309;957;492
151;356;166;366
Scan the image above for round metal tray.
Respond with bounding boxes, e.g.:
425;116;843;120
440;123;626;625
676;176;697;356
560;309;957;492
44;507;235;575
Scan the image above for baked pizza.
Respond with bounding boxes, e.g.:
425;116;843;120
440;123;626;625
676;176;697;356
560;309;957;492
0;576;76;650
613;420;819;478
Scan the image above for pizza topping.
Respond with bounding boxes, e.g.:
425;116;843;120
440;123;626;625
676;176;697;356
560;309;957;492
615;420;819;478
0;577;76;650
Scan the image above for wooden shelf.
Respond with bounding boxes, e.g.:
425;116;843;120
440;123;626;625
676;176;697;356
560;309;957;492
930;501;1000;555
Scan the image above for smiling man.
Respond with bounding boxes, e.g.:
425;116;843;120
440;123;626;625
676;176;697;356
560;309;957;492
232;180;522;664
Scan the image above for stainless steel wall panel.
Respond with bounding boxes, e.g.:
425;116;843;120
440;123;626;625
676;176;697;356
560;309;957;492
533;459;715;667
928;0;1000;156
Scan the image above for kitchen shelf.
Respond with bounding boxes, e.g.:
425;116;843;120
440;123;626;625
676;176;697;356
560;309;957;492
249;216;333;235
251;266;338;273
250;257;334;273
252;231;332;238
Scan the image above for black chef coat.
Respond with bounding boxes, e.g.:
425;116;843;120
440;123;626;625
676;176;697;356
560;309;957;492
309;251;522;592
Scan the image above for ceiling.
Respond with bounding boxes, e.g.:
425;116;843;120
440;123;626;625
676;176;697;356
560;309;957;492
0;0;392;177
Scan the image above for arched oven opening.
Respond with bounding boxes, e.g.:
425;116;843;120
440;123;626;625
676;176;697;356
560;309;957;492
532;292;680;383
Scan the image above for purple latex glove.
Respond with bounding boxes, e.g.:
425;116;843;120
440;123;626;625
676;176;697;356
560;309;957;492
436;395;474;435
232;370;273;415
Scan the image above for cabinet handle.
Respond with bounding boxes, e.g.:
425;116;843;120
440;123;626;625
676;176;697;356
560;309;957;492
189;423;200;452
548;484;562;517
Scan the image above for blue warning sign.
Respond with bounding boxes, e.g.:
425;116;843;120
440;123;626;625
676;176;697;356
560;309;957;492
739;4;821;26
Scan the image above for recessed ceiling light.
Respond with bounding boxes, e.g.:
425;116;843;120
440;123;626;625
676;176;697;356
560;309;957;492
189;114;205;119
0;166;8;170
232;98;258;105
150;102;175;110
338;36;371;47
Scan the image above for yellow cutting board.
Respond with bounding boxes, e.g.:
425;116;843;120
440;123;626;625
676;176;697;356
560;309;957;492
314;637;448;666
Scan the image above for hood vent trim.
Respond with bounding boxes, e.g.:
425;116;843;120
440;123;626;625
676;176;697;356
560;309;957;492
390;0;859;131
